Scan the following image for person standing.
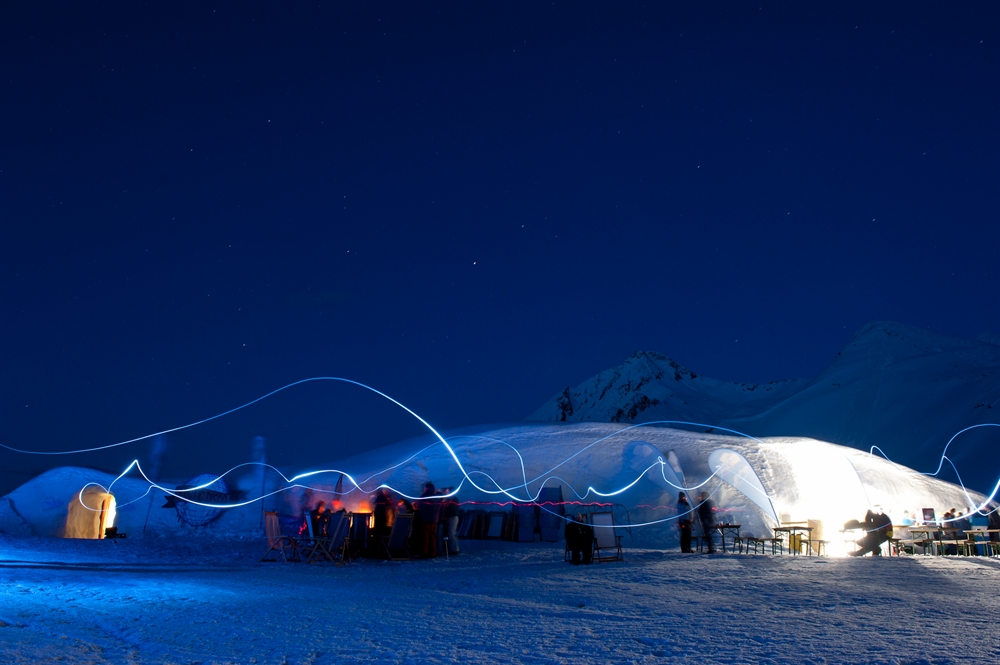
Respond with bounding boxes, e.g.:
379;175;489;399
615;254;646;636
415;481;441;558
676;492;693;553
372;488;393;539
565;514;594;565
697;491;715;554
442;489;460;555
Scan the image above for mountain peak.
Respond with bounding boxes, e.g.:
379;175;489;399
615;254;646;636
527;349;802;425
527;321;1000;492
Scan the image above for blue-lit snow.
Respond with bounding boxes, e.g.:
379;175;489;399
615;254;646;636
1;533;998;664
2;422;998;664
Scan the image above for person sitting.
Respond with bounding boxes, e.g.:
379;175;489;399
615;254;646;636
953;511;971;536
848;506;892;556
565;514;594;565
989;502;1000;545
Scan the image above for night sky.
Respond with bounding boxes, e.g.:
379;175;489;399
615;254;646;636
1;2;997;494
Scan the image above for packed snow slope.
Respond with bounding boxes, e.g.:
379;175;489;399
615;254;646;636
1;534;998;665
527;322;1000;493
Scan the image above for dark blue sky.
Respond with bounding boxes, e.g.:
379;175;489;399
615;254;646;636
1;2;997;492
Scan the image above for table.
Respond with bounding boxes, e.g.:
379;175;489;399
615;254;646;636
904;526;938;555
906;526;968;555
774;525;814;555
710;524;741;553
968;528;1000;556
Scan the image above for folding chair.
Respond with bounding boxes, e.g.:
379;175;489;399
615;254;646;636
325;513;351;563
590;512;624;562
457;513;475;538
301;511;328;563
484;512;506;539
378;513;413;560
303;512;349;564
260;511;301;563
347;512;371;558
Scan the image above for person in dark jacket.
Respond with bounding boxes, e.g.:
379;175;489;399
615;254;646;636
988;502;1000;544
849;507;893;556
415;482;441;557
565;514;594;565
372;488;393;539
676;492;693;553
697;491;715;553
309;501;329;538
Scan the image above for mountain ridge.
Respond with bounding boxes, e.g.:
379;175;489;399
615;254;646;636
527;321;1000;492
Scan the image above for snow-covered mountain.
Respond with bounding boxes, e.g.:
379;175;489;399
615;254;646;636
527;322;1000;493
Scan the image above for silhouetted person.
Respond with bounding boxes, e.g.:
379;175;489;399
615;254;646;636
415;481;441;557
442;489;460;555
989;503;1000;544
697;491;715;553
372;488;393;539
309;501;329;538
676;492;693;553
565;514;594;565
849;507;892;556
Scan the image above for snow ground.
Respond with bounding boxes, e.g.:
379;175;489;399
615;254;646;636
1;534;997;665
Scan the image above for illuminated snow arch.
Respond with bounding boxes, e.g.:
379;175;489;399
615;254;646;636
65;485;117;539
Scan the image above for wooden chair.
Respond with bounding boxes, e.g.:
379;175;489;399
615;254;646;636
590;512;624;563
261;511;301;563
378;513;413;560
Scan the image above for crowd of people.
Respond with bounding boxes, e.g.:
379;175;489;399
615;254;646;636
300;483;1000;563
892;504;1000;555
302;481;460;560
